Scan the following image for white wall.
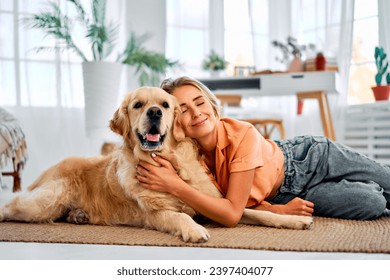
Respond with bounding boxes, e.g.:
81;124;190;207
125;0;166;53
123;0;167;91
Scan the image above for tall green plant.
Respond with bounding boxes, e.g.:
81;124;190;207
23;0;178;86
118;32;178;86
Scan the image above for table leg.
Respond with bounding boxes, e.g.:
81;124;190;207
297;91;336;140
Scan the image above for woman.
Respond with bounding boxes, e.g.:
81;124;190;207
136;76;390;227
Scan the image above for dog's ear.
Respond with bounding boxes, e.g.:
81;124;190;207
110;101;132;143
173;106;186;141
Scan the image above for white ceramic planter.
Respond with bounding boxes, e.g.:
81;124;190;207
82;62;124;139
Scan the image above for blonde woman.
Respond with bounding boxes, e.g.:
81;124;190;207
136;76;389;227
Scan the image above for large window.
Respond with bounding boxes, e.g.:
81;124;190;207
165;0;269;77
224;0;269;74
165;0;209;77
294;0;379;105
0;0;18;106
0;0;85;108
348;0;378;104
295;0;342;59
3;1;384;108
224;0;254;73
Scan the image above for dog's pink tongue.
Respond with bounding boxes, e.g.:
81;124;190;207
146;133;160;142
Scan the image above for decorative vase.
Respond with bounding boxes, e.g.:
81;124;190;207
82;62;124;139
288;55;304;72
315;52;327;71
210;69;223;78
371;85;390;101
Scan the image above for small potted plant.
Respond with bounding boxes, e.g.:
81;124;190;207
202;50;227;77
272;36;316;72
372;46;390;101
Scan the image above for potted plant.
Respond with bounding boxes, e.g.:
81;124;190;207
23;0;178;138
271;36;316;72
372;46;390;101
202;50;228;77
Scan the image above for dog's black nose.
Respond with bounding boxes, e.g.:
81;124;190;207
147;107;162;120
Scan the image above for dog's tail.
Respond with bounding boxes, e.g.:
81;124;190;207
27;164;60;191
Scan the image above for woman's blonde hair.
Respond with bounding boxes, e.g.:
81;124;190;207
160;76;221;118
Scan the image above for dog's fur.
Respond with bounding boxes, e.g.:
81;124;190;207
0;87;312;242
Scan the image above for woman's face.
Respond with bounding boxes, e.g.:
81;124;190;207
172;85;218;140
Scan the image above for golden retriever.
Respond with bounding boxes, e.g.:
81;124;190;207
0;87;312;242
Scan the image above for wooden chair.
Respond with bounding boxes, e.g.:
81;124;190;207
216;94;286;139
241;118;285;139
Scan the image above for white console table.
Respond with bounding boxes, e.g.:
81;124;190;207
199;71;340;96
199;71;340;140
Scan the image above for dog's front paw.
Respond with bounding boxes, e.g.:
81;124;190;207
285;215;313;230
299;216;314;229
181;223;210;243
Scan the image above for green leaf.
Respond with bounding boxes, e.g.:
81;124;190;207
120;32;179;85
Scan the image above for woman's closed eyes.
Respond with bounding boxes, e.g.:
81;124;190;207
180;97;206;114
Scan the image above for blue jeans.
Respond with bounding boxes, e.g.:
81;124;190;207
270;136;390;220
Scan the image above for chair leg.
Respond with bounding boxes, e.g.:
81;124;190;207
2;160;22;192
13;163;21;192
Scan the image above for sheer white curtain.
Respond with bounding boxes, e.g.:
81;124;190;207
336;0;355;106
332;0;355;140
294;0;355;139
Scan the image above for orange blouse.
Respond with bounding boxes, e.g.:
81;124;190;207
203;118;285;207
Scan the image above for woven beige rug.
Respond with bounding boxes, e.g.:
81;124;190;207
0;217;389;253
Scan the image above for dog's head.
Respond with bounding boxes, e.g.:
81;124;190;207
110;87;185;152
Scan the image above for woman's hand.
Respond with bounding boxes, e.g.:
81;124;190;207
256;198;314;216
136;154;182;194
283;197;314;216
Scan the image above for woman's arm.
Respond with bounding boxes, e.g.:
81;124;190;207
254;199;314;216
136;155;254;227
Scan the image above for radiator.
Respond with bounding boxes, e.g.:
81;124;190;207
343;101;390;165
